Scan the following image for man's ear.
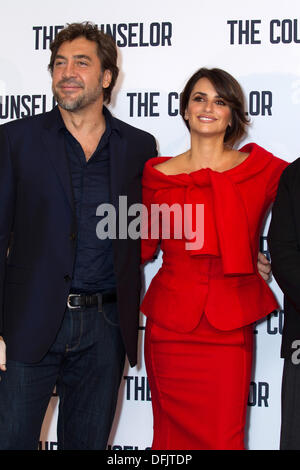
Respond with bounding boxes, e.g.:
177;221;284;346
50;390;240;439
102;69;112;89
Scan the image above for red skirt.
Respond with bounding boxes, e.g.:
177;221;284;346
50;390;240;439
144;313;253;450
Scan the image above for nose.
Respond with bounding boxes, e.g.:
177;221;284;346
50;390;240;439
62;61;77;79
203;99;213;112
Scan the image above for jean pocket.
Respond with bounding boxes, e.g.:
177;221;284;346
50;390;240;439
102;302;119;327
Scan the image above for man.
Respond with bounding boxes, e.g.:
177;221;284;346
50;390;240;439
0;22;157;450
268;160;300;450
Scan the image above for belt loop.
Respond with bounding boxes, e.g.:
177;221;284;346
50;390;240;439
96;293;103;312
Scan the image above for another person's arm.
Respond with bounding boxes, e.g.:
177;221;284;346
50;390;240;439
141;185;160;264
268;166;300;309
0;125;16;372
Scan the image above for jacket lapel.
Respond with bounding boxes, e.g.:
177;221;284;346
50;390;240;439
109;120;127;213
41;106;128;217
41;107;75;214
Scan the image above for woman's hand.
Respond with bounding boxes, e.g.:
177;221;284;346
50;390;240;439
257;251;271;281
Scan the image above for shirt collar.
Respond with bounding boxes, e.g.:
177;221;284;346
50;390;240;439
102;105;121;135
50;105;121;136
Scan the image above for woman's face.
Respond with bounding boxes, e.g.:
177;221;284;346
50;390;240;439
184;77;232;139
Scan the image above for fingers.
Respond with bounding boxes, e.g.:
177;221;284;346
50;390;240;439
259;271;269;281
0;337;6;372
258;251;270;265
257;251;271;280
257;252;271;281
259;263;271;274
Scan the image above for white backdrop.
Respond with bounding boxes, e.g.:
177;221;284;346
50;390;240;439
1;0;300;451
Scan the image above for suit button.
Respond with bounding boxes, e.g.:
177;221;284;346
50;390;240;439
64;275;71;282
70;233;76;241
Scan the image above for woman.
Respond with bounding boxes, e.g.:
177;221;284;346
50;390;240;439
140;68;288;450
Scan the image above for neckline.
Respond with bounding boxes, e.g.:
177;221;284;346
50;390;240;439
150;144;256;178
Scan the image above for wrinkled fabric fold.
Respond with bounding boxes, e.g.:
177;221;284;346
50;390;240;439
142;143;273;275
208;170;253;274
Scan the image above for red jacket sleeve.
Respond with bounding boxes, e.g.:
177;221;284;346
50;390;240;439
141;185;160;264
266;158;289;202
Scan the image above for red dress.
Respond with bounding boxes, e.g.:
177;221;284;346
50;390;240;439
140;143;288;450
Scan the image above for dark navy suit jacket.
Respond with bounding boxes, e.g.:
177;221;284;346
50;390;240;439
0;106;157;366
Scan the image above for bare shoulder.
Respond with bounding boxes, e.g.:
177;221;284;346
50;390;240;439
237;149;250;161
225;148;250;170
153;152;189;175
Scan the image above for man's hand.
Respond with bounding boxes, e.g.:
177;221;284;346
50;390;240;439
257;251;271;281
0;336;6;371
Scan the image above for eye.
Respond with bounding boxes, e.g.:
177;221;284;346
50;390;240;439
215;99;227;106
193;96;204;102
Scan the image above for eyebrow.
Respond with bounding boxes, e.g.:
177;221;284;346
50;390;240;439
192;91;223;99
54;54;92;61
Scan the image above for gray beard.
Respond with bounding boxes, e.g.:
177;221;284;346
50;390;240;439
53;80;103;112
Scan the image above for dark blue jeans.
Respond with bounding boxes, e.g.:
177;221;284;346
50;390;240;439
0;301;125;450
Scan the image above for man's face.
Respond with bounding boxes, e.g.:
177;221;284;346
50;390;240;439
51;36;111;112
